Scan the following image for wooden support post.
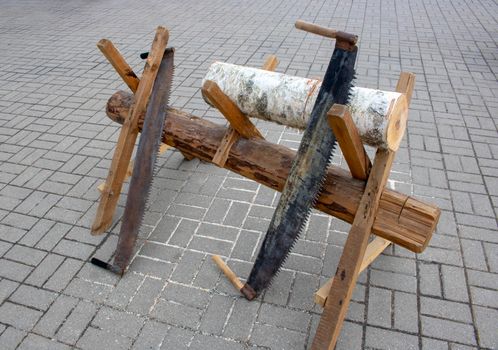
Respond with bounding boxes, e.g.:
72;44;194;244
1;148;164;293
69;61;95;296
212;255;244;291
328;104;371;180
312;149;395;350
202;80;263;140
311;71;416;349
314;236;390;306
210;55;277;167
91;27;169;235
97;39;140;93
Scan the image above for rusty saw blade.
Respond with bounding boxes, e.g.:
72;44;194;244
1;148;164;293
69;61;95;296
241;36;357;300
92;48;174;275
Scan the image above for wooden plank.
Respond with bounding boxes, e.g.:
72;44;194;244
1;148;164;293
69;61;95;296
395;72;416;105
108;92;440;253
328;104;371;180
95;39;172;194
212;127;240;167
210;56;278;167
202;80;263;140
91;26;169;235
314;237;391;306
97;144;171;194
97;39;140;93
212;255;244;291
312;149;395;350
261;54;279;71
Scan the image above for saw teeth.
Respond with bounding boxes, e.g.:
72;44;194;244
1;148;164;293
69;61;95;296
244;44;357;296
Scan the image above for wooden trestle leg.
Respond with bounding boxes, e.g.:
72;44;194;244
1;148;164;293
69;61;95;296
211;55;279;290
311;72;415;349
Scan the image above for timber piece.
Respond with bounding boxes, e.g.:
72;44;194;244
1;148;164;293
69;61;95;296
262;54;279;71
91;26;169;235
396;71;416;105
95;40;172;193
203;62;408;151
97;39;140;93
328;104;371;180
294;20;358;47
211;55;279;167
312;149;395;350
212;127;240;167
106;91;440;253
212;255;244;290
314;237;390;306
202;80;263;140
97;144;171;194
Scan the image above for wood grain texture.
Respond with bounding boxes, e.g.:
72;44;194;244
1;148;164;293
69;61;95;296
106;91;440;253
91;26;169;235
202;80;263;140
97;39;140;93
314;237;390;306
212;255;244;291
312;149;395;350
328;104;371;180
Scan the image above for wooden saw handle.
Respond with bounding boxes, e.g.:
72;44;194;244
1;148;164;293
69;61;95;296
295;20;357;45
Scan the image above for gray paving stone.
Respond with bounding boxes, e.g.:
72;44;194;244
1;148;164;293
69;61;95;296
151;299;202;329
251;323;306;350
18;333;71;350
0;302;42;331
34;294;79;338
0;258;33;281
224;298;260;342
365;326;419;350
258;303;311;332
56;299;98;344
76;327;132;350
473;306;498;349
131;320;169;350
0;278;19;304
92;306;145;338
9;284;57;311
421;316;476;345
0;327;27;350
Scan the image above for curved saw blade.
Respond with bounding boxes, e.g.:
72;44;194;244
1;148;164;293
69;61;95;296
241;41;357;300
111;48;175;274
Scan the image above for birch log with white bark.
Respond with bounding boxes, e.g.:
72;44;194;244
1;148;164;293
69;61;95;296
203;62;408;151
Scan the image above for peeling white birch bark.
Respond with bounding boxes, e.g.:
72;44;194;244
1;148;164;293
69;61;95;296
203;62;408;151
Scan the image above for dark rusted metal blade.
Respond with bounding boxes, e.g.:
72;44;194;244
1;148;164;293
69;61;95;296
107;48;175;274
242;42;357;300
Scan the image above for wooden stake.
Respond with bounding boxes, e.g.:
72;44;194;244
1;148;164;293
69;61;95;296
261;54;279;71
212;127;240;167
212;255;244;291
210;55;278;167
314;237;390;306
312;149;395;350
202;80;263;140
328;104;371;180
91;26;169;235
97;39;140;93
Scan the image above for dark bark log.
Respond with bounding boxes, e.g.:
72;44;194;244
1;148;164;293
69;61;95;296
106;91;439;253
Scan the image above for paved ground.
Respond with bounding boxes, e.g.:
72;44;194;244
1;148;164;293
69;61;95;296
0;0;497;349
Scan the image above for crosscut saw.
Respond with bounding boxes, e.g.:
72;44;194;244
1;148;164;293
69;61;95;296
241;32;358;300
91;48;174;274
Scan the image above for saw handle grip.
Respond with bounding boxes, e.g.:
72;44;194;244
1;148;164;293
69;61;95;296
295;20;357;46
